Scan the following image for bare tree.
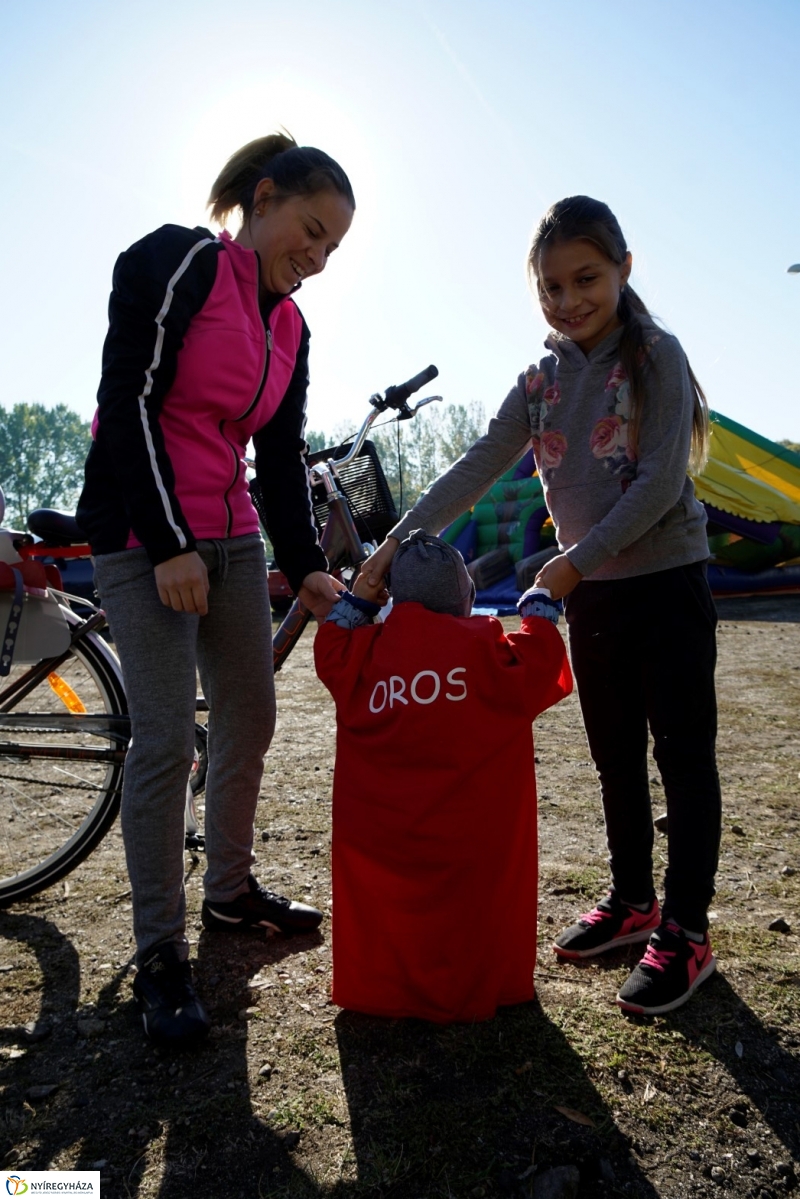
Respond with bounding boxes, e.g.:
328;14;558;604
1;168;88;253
323;401;487;516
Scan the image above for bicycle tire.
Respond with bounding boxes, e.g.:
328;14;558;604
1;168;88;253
0;613;128;906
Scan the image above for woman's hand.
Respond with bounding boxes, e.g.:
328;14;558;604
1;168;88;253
534;553;582;600
357;537;400;598
154;552;210;615
297;570;346;620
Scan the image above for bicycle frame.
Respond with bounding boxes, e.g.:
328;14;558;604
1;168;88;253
272;470;374;672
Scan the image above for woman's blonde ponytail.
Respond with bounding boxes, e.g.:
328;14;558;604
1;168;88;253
207;132;297;226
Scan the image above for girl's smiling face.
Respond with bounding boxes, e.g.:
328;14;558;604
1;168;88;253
537;238;632;353
238;179;354;295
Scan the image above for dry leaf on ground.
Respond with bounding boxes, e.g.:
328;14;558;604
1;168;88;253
553;1104;596;1128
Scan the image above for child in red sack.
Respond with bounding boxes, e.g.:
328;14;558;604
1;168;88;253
314;530;573;1023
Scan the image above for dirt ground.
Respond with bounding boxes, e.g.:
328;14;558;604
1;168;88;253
0;595;798;1199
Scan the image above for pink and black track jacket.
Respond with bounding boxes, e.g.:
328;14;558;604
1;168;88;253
77;224;327;591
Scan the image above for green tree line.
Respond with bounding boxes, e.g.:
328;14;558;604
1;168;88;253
0;404;92;528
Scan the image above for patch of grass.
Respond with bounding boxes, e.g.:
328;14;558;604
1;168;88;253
270;1091;344;1131
540;863;607;896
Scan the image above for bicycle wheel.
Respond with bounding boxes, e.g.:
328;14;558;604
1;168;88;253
0;613;128;905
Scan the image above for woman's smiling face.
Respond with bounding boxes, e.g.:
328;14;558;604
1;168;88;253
537;238;631;353
242;180;354;295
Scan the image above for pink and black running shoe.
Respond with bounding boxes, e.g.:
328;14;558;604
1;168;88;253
553;891;660;960
616;921;716;1015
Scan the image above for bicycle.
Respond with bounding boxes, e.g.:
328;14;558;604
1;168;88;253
268;363;441;670
0;365;440;906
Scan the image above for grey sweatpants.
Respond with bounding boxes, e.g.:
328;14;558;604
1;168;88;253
93;535;276;963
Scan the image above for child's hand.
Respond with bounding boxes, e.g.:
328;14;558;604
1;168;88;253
353;572;389;605
517;586;561;624
534;554;582;600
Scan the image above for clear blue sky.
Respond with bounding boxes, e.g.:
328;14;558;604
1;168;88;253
2;0;798;444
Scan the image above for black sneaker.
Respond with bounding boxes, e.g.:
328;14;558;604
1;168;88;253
132;943;210;1047
553;891;660;960
201;874;323;936
616;921;716;1015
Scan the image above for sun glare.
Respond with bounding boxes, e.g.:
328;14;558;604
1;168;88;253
176;76;376;246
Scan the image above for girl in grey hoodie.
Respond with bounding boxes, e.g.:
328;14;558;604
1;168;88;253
362;196;721;1017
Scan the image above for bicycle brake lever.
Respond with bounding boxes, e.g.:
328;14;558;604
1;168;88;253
409;394;443;414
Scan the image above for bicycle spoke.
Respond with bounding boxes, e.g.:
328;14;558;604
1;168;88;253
3;788;76;834
53;763;102;784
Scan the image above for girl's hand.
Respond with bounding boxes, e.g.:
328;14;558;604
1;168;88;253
353;572;389;605
534;553;582;600
155;552;210;615
358;537;400;597
298;570;346;620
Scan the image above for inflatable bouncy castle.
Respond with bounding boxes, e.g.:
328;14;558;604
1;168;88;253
693;413;800;594
441;412;800;610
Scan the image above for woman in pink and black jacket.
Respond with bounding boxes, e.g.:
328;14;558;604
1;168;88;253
77;133;354;1046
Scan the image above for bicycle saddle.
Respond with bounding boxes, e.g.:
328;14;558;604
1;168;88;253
27;509;89;546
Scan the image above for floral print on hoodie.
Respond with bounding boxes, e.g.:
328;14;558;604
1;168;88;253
590;333;663;490
526;363;568;475
527;356;636;487
591;363;637;489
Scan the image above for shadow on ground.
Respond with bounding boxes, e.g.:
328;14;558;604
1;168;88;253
3;909;798;1197
0;911;328;1199
0;908;657;1197
333;999;659;1198
714;594;800;623
677;973;800;1162
563;948;800;1173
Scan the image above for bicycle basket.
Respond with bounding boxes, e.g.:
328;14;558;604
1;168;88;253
250;440;398;547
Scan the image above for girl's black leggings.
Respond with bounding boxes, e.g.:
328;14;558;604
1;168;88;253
563;560;722;933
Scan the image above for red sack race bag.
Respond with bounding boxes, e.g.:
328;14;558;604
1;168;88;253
315;603;572;1023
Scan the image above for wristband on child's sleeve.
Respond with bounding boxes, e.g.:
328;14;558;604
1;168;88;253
516;586;561;625
325;590;382;629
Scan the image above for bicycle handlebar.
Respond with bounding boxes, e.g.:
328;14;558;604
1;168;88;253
313;365;442;473
382;364;438;410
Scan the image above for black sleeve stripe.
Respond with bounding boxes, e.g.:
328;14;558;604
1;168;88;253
136;235;217;549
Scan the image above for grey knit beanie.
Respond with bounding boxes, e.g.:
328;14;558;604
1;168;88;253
390;530;475;617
